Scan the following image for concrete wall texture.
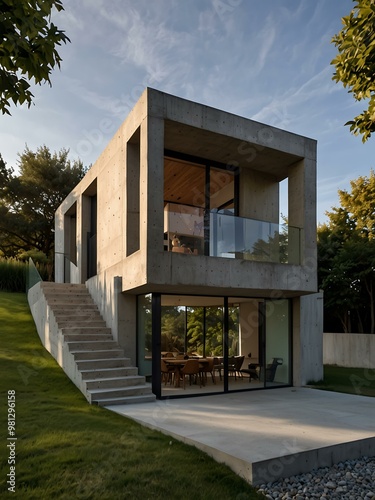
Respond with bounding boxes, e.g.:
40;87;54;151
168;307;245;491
52;87;323;388
28;282;86;395
324;333;375;369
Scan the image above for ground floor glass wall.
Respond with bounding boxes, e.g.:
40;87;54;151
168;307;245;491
137;293;292;398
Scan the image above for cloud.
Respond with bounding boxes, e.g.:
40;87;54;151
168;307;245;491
253;15;277;76
91;5;196;88
61;76;125;117
251;65;336;128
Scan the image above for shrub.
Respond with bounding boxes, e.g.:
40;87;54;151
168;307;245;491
0;258;27;292
0;258;49;292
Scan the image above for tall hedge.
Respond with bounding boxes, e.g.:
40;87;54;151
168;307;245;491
0;259;49;292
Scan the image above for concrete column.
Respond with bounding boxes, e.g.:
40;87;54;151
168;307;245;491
239;169;279;222
140;113;165;273
114;276;137;365
288;158;317;266
292;297;302;386
55;211;64;283
293;293;323;386
81;195;91;283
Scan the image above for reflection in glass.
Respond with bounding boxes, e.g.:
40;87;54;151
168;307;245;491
264;300;290;386
210;167;234;211
210;212;300;264
205;307;223;357
228;305;240;356
155;294;291;396
161;305;186;353
186;307;204;355
137;294;152;377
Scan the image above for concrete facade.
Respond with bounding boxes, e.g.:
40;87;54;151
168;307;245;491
54;88;323;395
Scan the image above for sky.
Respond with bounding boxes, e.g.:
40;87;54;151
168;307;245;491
1;0;374;225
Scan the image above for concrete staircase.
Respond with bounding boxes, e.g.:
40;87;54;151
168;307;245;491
40;282;155;406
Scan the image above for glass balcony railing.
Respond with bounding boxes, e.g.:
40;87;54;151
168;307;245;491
164;203;301;264
210;211;300;264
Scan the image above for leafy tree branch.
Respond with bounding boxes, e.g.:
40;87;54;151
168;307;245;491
0;0;70;114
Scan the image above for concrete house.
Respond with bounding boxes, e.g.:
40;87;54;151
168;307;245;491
29;88;323;404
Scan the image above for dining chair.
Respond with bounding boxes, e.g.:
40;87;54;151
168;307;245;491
201;357;216;384
161;359;175;386
180;359;201;389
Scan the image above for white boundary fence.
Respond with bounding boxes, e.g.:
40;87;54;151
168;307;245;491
323;333;375;369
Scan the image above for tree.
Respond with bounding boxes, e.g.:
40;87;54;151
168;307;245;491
0;0;70;115
318;171;375;332
0;146;86;259
331;0;375;142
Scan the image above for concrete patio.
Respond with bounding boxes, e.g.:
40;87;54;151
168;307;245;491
106;387;375;486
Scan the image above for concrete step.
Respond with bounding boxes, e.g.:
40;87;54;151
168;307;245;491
61;327;112;335
53;309;104;322
52;304;99;312
41;283;87;291
67;340;120;352
88;384;153;401
85;375;145;390
58;321;107;328
46;297;95;304
63;333;112;342
76;358;132;370
95;394;156;406
72;349;126;360
41;282;156;406
43;290;91;297
80;366;138;379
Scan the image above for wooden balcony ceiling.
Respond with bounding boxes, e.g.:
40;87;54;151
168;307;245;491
164;121;304;182
164;157;233;207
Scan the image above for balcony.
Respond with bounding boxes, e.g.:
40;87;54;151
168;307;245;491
164;203;301;265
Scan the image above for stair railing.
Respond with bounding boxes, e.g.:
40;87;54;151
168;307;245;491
26;258;43;292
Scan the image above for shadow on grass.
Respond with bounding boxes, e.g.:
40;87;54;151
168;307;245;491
0;292;263;499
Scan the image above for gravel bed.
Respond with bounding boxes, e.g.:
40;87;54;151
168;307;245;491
256;456;375;499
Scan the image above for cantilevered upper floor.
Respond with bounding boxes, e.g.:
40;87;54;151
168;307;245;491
55;88;317;298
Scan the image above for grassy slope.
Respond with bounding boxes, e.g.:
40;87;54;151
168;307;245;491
0;292;261;500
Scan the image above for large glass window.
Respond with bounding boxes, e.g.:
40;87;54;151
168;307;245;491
160;296;224;396
186;306;204;355
210;167;235;211
161;305;186;354
264;299;291;387
163;153;301;264
164;156;238;257
137;293;291;398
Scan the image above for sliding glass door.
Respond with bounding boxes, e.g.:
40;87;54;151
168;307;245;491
261;299;291;387
137;293;291;398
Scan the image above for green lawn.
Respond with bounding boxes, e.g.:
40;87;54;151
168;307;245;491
0;292;262;499
310;364;375;398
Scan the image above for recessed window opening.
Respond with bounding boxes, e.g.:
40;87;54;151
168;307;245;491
126;127;140;256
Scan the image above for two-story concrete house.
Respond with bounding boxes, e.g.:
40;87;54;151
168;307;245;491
29;88;322;404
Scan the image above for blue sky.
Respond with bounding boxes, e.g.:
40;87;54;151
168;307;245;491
1;0;374;224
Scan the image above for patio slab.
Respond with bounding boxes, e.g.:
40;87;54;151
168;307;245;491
106;387;375;486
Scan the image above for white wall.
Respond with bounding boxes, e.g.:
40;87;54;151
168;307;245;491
324;333;375;369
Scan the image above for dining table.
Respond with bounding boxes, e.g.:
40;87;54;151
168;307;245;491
163;357;209;388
